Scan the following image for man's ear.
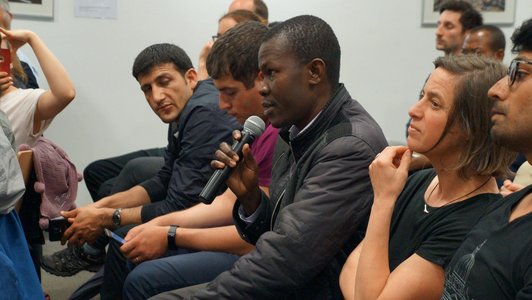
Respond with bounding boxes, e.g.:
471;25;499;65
495;49;505;61
184;68;198;90
308;58;326;85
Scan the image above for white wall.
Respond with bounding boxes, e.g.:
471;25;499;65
11;0;532;205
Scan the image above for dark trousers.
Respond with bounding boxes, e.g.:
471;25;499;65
100;225;239;300
100;226;192;300
69;149;165;300
84;147;165;201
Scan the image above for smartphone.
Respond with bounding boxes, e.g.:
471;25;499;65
0;48;10;74
48;216;71;241
104;228;126;245
0;35;11;74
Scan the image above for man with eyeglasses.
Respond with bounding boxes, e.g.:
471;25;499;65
441;18;532;300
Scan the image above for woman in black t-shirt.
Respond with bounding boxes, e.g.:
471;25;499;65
339;55;515;300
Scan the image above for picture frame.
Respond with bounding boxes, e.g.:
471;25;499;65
422;0;516;25
8;0;54;19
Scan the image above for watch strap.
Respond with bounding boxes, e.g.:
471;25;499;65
167;225;179;251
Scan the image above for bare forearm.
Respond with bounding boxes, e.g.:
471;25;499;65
120;206;143;226
175;225;254;256
95;185;150;209
148;189;236;228
355;201;394;300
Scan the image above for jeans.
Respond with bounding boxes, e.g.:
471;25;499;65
99;226;240;300
124;251;240;300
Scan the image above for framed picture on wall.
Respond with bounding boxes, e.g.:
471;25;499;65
422;0;516;25
8;0;54;19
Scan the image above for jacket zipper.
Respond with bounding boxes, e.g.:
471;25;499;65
270;144;296;229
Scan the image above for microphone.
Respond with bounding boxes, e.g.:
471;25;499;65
199;116;266;204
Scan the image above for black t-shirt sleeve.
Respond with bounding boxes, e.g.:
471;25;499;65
517;262;532;299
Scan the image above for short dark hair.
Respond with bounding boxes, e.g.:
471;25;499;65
470;24;506;52
253;0;268;22
132;43;193;80
265;15;341;88
511;18;532;53
433;55;513;178
439;0;483;31
219;9;266;25
207;21;268;89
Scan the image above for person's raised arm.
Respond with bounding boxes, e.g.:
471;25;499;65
190;136;376;299
0;28;75;124
353;146;444;300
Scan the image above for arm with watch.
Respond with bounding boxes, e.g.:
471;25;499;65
60;185;151;246
120;224;254;262
118;189;256;261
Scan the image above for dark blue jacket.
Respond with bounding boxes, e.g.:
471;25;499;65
139;79;240;222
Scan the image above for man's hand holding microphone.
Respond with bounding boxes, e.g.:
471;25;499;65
200;116;265;215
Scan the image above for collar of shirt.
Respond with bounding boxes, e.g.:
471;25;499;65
288;112;322;141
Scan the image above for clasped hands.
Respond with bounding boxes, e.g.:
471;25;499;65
60;204;111;246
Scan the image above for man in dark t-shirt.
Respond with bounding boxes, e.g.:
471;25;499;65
442;18;532;300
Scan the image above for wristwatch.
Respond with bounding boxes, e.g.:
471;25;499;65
167;225;179;251
112;208;122;228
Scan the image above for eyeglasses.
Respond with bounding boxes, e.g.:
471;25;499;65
211;34;220;42
508;59;532;86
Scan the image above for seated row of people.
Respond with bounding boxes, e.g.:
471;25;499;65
1;1;529;299
34;14;532;300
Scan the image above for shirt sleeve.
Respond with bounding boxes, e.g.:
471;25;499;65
31;90;52;138
0;131;25;214
232;191;271;244
190;136;377;299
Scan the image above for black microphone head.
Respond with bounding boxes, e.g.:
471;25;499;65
243;116;265;137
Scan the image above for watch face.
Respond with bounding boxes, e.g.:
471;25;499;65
113;209;121;226
167;225;178;250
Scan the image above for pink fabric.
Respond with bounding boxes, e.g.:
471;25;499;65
251;124;278;187
19;137;82;229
